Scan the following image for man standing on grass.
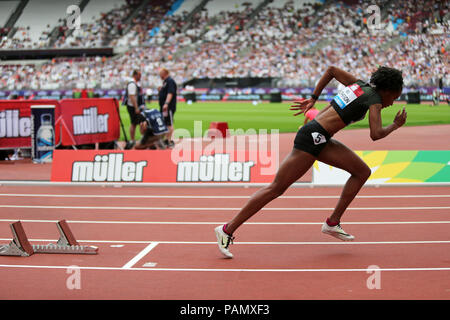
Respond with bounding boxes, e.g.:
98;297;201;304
124;70;146;149
158;68;177;148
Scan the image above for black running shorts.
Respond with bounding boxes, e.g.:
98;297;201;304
127;106;146;125
293;119;331;157
162;109;175;127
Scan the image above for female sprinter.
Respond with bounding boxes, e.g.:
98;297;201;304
215;66;407;258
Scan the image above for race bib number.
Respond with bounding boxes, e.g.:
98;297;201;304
143;109;168;135
333;84;364;109
311;132;327;145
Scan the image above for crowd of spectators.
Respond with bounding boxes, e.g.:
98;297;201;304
383;0;448;34
53;0;142;48
0;0;141;49
0;0;448;91
0;27;10;37
0;26;51;49
114;0;175;47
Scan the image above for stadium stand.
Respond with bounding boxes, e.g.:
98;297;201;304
52;0;137;48
0;0;448;92
175;0;203;14
111;0;177;47
0;1;20;31
80;0;128;24
1;0;26;38
4;0;76;48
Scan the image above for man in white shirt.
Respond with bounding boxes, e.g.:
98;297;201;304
124;70;146;148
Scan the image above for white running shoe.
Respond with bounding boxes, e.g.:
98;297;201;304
214;225;234;258
321;222;355;241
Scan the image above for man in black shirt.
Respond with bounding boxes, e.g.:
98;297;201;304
158;68;177;148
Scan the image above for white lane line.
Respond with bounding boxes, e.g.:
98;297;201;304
1;238;449;245
0;264;449;273
1;181;449;188
0;193;449;199
1;205;449;211
0;219;449;225
122;242;159;269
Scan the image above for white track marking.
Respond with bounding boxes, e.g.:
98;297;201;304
1;205;449;211
122;242;159;269
1;181;450;187
0;264;449;272
0;238;449;245
0;219;449;225
0;193;449;199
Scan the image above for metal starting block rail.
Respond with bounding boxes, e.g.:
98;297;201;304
0;220;98;256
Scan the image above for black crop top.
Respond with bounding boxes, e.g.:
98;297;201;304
330;80;382;125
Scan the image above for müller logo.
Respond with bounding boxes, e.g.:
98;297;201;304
177;154;255;182
72;106;109;135
71;153;147;182
0;109;31;138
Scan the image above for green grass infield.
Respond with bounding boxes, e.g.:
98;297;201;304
118;101;450;141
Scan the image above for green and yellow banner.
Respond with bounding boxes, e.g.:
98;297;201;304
313;151;450;184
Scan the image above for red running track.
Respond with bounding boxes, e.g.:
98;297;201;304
0;185;449;300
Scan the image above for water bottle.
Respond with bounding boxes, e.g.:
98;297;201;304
36;114;54;163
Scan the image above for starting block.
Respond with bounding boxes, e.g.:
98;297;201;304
0;221;34;256
0;220;98;256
